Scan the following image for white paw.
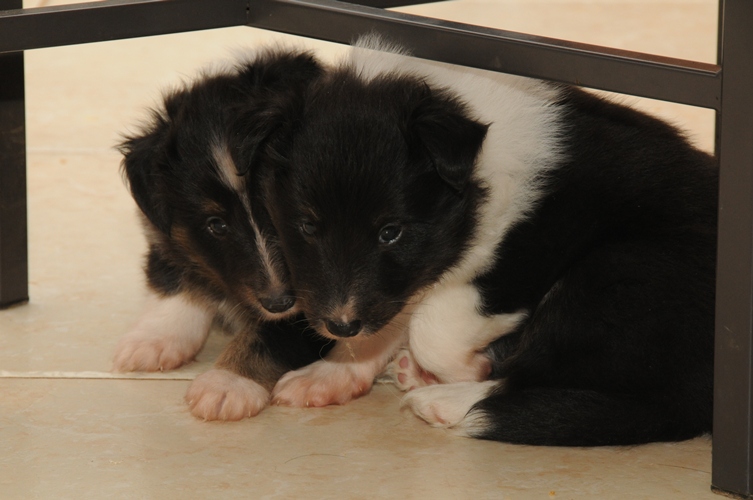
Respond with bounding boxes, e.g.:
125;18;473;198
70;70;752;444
186;369;270;421
401;381;497;430
112;332;202;372
271;360;373;407
382;348;439;391
113;293;213;372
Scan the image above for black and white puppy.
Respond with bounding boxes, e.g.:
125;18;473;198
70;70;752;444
113;48;332;420
258;37;717;446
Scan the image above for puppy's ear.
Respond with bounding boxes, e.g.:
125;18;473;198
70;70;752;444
408;85;488;193
232;51;323;174
118;111;174;234
236;50;323;94
231;102;296;176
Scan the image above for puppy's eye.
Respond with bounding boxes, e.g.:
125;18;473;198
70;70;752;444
378;224;402;245
206;217;229;237
300;221;317;236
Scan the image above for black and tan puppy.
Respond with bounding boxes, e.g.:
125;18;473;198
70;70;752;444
113;48;332;420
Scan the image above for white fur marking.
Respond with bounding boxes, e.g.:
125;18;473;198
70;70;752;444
248;218;286;297
212;139;287;298
212;140;245;192
113;292;214;372
402;380;497;434
409;283;526;383
186;368;270;421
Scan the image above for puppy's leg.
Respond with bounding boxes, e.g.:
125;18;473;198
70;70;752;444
113;291;214;372
409;283;525;383
272;319;407;407
187;315;333;420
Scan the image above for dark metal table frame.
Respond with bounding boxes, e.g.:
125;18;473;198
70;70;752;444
1;0;750;496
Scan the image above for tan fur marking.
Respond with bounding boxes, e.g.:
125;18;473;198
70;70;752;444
200;199;225;214
171;225;229;294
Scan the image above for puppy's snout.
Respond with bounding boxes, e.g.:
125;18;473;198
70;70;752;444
325;319;362;338
259;292;296;314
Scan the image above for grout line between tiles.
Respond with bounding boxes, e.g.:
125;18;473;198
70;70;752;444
28;147;119;155
0;370;196;380
0;370;398;384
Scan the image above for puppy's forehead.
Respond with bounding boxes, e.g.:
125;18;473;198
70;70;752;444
294;176;402;229
295;113;407;173
287;135;410;224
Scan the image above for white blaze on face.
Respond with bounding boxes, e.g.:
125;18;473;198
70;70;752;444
211;139;287;294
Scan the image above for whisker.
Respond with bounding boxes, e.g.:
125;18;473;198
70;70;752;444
318;339;335;361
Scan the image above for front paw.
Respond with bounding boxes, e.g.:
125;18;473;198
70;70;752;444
271;361;372;407
186;369;270;421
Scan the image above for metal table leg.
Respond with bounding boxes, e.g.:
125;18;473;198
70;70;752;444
712;0;753;497
0;0;27;309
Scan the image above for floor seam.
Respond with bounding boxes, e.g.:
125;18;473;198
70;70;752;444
0;370;195;380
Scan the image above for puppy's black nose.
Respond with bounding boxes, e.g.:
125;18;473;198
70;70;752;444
259;293;296;314
325;319;362;338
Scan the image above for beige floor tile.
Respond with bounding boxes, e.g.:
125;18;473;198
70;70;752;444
2;1;722;498
1;381;716;499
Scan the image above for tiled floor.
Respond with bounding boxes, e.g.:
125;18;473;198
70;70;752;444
2;1;722;498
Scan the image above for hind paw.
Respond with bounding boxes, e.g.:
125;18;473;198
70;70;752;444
383;348;439;391
113;294;213;372
402;381;497;431
186;369;269;421
113;333;200;372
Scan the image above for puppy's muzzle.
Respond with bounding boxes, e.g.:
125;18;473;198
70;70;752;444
258;292;296;314
325;319;362;338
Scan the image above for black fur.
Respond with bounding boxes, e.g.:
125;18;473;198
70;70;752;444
258;70;487;337
470;88;717;445
218;314;333;390
256;53;716;445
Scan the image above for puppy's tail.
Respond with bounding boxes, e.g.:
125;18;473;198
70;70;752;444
464;386;711;446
